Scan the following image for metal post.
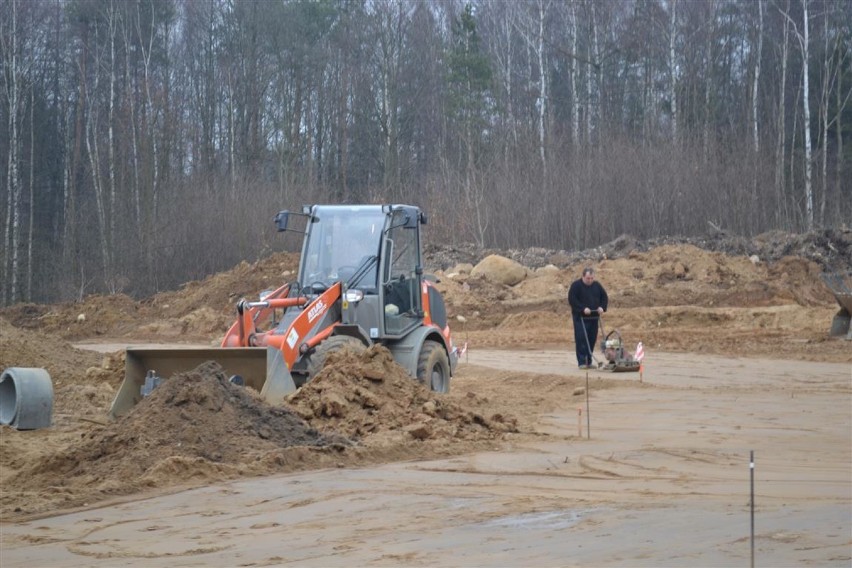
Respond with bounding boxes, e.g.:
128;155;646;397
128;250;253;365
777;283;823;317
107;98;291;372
585;372;590;439
750;450;755;568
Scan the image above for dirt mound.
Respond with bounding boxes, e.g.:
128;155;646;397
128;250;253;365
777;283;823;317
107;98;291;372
0;351;522;519
0;252;300;341
594;247;834;309
121;361;348;455
435;245;836;335
146;252;300;321
0;294;144;339
2;361;348;517
425;229;852;273
0;317;126;423
288;345;517;442
1;234;843;344
0;316;122;386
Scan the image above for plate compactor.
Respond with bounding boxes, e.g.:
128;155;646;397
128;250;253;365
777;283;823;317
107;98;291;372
598;329;641;372
581;316;641;372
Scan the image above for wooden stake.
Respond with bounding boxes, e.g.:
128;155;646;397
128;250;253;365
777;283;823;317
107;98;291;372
577;407;583;437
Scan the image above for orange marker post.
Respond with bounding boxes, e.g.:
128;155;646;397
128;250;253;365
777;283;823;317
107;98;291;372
577;407;583;438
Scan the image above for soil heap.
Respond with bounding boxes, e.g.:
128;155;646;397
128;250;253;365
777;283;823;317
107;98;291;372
288;344;518;444
0;317;107;385
0;348;519;519
2;361;349;517
424;228;852;273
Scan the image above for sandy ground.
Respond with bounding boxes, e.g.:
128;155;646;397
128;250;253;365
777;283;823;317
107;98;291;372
2;348;849;567
1;240;851;566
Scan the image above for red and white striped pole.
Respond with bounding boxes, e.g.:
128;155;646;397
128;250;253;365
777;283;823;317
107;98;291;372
635;342;645;382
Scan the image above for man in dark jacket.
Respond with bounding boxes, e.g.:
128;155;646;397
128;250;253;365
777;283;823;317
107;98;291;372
568;267;608;369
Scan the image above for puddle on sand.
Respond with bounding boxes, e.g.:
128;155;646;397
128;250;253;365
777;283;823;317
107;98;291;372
481;510;591;531
448;497;484;509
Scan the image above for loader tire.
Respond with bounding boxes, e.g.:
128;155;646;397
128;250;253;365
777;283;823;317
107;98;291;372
306;335;367;381
416;340;450;393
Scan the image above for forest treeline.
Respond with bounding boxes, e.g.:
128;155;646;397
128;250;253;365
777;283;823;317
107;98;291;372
1;0;850;304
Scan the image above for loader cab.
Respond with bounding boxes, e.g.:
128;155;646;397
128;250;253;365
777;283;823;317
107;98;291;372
291;204;425;340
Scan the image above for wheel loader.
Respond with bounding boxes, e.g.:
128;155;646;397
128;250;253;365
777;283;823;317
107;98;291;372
108;204;460;419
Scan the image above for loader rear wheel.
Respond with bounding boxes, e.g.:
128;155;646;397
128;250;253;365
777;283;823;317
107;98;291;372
416;340;449;393
306;335;367;381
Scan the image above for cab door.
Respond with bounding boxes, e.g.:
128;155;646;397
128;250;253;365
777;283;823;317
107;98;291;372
382;208;422;336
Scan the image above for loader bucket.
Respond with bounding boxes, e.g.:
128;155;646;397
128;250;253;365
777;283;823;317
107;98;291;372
108;347;296;419
820;271;852;340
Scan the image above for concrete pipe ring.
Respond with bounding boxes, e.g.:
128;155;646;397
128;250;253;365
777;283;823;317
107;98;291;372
0;367;54;430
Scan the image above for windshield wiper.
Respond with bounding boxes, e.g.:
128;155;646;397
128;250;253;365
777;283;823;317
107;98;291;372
349;255;378;288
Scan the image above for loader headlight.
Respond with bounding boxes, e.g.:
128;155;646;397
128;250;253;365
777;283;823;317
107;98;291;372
345;290;364;303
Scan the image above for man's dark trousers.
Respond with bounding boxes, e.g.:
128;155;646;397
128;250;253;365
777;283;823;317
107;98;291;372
572;313;599;367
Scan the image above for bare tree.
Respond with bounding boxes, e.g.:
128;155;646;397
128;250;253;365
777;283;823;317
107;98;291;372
481;0;519;154
83;15;111;289
702;0;717;161
514;0;551;173
800;0;813;230
570;0;579;147
2;0;20;304
107;0;117;289
26;73;33;301
752;0;763;153
120;5;141;240
372;0;409;189
816;2;851;226
834;15;851;225
780;0;814;230
137;0;160;235
668;0;678;142
775;0;790;225
586;0;600;146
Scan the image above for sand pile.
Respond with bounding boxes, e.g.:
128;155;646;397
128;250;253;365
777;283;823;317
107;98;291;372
288;345;518;442
0;252;301;340
0;317;124;420
2;361;349;517
0;318;106;383
1;351;521;518
148;252;300;318
0;294;145;339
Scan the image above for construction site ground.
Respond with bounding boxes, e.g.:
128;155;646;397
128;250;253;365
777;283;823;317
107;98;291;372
1;233;850;566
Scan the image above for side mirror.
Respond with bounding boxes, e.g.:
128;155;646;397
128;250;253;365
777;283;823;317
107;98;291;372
403;208;419;229
274;210;289;232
